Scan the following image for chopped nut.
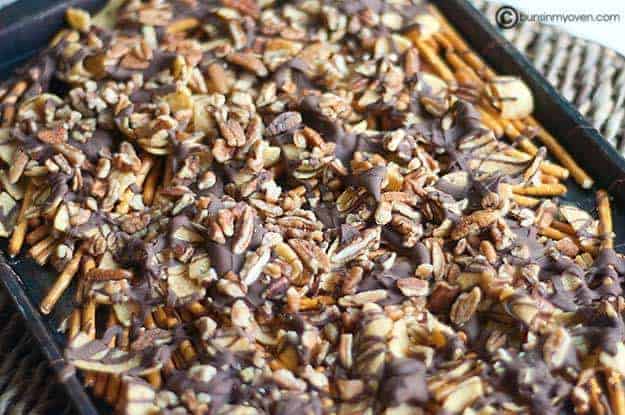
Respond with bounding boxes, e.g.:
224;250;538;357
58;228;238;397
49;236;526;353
441;377;484;413
451;210;500;240
450;287;481;326
66;8;91;32
0;2;618;413
37;127;68;144
397;278;429;297
226;52;268;77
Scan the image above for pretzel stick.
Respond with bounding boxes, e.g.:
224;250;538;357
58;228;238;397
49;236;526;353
33;244;54;265
429;4;594;189
445;52;482;84
163;307;198;366
524;117;594;189
165;17;200;34
1;80;28;127
76;256;96;303
497;118;537;155
540;161;570;180
414;40;456;85
589;376;608;415
162;307;179;328
550;220;576;236
115;155;155;214
423;37;439;52
82;298;97;337
432;21;541;158
428;6;497;79
179;339;197;365
136;156;154;187
106;326;129;405
597;190;613;249
606;369;625;415
478;103;539;155
441;35;496;80
49;28;72;48
151;308;178;373
28;235;56;258
83;299;97;387
25;224;50;245
143;159;161;206
476;108;504;137
504;148;569;179
179;308;193;323
115;189;133;214
503;122;538;155
432;32;453;52
511;119;532;135
153;306;169;327
512;183;567;197
163;156;173;186
166;307;183;328
503;147;569;180
187;301;207;316
8;180;35;256
143;313;163;388
94;311;117;398
40;245;85;314
540;174;559;185
538;226;568;241
432;35;490;104
153;156;173;205
512;194;540;208
512;120;592;188
68;309;82;341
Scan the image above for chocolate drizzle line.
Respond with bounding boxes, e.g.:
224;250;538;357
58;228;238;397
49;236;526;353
0;1;623;414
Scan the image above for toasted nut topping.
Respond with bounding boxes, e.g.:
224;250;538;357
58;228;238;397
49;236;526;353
0;1;619;414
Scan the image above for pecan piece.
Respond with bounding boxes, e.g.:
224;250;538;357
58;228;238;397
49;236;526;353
37;127;68;144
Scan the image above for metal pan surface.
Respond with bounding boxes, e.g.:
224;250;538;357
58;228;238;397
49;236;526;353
0;1;624;413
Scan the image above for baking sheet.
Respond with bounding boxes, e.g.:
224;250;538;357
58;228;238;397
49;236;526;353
0;0;624;413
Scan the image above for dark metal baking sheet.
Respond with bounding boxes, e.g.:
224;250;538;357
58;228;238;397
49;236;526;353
0;246;98;415
0;1;624;414
0;4;107;415
0;0;105;77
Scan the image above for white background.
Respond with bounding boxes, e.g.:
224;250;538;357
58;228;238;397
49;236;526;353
500;0;625;55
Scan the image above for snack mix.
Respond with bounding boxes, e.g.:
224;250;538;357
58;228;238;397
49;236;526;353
0;0;623;414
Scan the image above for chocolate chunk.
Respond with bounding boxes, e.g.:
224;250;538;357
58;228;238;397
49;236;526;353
3;1;623;413
379;358;429;407
266;112;302;137
345;165;387;202
314;203;344;230
72;129;115;162
206;241;244;276
340;224;359;244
